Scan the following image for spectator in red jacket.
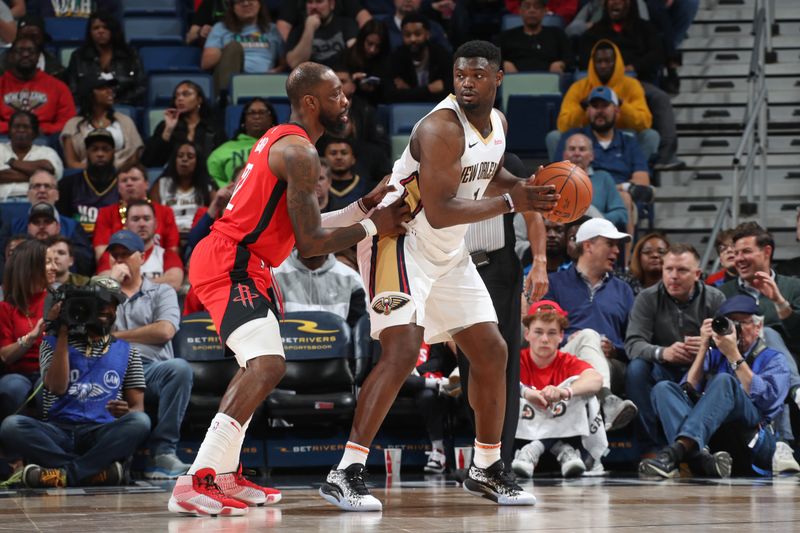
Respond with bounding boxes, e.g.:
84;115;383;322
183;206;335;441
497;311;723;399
92;163;180;262
0;37;76;135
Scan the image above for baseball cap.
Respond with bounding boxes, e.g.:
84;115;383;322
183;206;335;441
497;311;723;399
28;202;57;222
717;295;761;317
588;86;620;106
84;128;115;149
89;72;119;90
88;275;127;305
527;300;568;317
107;230;144;253
17;15;51;42
575;218;631;243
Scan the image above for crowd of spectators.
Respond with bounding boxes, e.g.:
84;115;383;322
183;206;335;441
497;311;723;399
0;0;798;486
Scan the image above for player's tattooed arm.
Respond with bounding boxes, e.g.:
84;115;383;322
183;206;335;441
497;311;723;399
284;143;367;257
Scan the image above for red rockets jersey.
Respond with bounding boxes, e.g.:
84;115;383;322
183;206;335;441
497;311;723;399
211;123;309;266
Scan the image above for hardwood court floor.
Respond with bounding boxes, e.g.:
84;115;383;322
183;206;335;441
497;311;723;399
1;474;799;532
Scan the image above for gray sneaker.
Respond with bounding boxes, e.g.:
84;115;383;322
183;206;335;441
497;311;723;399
144;453;190;480
602;395;638;432
511;440;544;478
556;445;586;478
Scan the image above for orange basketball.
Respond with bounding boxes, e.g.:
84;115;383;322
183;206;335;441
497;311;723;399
533;161;593;224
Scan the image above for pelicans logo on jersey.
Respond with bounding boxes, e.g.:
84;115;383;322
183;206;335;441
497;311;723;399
371;295;410;316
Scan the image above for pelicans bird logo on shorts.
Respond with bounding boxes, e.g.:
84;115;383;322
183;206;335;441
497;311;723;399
371;295;410;316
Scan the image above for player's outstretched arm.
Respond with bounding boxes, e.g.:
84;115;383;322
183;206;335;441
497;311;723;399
284;143;408;257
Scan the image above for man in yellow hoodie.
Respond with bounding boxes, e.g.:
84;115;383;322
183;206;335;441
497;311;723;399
552;40;658;162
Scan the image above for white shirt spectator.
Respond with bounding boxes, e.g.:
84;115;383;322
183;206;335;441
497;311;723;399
0;142;64;201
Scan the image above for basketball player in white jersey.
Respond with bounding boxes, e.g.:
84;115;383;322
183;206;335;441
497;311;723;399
319;40;559;511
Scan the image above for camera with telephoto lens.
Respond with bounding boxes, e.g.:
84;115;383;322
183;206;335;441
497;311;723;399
709;316;741;349
711;316;733;336
49;279;125;335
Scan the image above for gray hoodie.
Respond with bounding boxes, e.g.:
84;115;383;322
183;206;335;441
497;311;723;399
273;250;367;328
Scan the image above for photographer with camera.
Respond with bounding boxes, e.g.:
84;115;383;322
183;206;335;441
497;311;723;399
0;276;151;488
639;295;790;479
106;230;190;480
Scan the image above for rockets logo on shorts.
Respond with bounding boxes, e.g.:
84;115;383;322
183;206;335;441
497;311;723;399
371;295;410;316
233;283;260;309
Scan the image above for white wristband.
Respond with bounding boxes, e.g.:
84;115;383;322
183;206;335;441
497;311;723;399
501;192;515;213
359;218;377;238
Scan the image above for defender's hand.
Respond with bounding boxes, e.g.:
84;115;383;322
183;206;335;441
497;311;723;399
361;175;396;211
368;198;411;237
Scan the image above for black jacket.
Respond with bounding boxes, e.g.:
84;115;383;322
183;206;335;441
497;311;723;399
383;43;453;103
141;119;226;168
66;45;146;106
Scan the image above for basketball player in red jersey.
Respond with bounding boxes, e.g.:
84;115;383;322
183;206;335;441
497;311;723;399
168;62;409;517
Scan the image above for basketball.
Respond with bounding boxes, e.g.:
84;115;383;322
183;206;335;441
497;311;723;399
533;160;593;224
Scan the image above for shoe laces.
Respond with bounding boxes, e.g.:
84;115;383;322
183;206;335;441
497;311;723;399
344;466;371;496
199;473;226;497
40;468;65;487
495;468;523;491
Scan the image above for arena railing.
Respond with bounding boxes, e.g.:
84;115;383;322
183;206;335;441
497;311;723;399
700;2;771;272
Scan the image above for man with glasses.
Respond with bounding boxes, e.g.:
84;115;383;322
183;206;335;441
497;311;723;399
0;170;93;275
0;37;75;135
639;295;790;478
0;110;62;201
705;229;737;288
625;243;725;454
543;217;638;434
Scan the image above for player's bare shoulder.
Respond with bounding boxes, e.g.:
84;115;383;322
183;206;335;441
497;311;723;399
268;135;320;185
410;108;465;161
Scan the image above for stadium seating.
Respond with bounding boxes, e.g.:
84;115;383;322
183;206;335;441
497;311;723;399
125;17;184;46
266;311;356;426
505;94;562;158
45;18;88;45
139;46;202;74
145;108;167;136
229;74;289;105
123;0;182;17
500;72;560;112
387;103;431;160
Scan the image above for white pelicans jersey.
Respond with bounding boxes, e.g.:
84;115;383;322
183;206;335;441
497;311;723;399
378;94;506;262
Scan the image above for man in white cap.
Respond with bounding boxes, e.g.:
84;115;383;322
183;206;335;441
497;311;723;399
542;217;638;433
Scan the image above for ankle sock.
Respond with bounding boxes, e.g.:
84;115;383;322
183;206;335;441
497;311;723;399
338;441;369;470
473;440;501;469
188;413;243;475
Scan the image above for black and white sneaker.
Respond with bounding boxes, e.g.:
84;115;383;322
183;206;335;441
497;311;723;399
463;460;536;506
319;464;382;512
639;446;680;478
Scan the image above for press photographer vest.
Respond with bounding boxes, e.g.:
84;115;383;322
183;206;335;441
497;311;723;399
46;335;130;424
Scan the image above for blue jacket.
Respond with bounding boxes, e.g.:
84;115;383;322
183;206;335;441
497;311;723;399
556;127;649;185
700;340;789;423
544;264;634;356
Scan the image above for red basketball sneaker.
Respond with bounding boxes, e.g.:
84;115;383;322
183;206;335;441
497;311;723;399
168;468;249;516
216;464;282;506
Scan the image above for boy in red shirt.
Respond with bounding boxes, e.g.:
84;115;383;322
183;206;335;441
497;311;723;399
513;300;603;477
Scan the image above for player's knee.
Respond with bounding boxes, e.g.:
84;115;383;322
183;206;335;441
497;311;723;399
471;336;508;369
247;354;286;390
